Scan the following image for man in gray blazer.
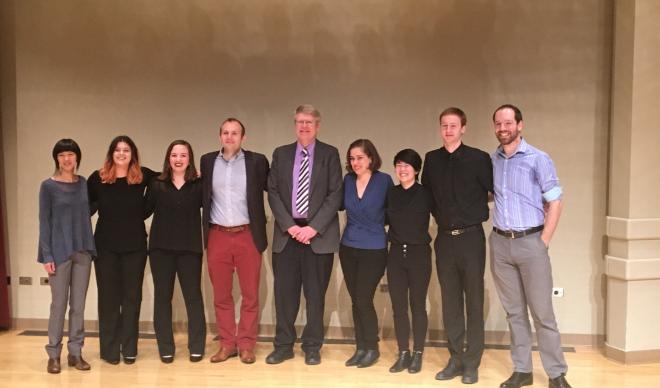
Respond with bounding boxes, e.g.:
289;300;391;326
265;104;343;365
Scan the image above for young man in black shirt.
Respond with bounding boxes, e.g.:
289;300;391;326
421;107;493;384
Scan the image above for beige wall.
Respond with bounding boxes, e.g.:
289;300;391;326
1;0;612;340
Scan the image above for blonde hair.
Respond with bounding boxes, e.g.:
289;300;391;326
294;104;321;121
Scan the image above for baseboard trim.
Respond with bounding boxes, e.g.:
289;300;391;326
604;342;660;364
10;319;602;347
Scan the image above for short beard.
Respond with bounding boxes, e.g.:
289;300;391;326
497;131;519;146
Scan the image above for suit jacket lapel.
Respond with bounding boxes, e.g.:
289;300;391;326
283;143;296;209
309;141;324;207
205;151;220;193
244;150;253;189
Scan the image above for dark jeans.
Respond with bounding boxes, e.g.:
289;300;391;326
435;226;485;369
149;249;206;357
95;249;147;361
387;244;431;352
272;239;334;352
339;244;387;350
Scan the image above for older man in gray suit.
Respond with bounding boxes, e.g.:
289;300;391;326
265;104;343;366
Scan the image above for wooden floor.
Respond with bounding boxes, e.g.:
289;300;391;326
1;330;658;387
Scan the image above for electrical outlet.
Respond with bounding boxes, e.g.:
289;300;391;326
552;287;564;297
40;277;49;286
379;284;389;293
19;276;32;285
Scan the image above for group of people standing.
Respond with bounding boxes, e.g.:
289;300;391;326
37;103;571;388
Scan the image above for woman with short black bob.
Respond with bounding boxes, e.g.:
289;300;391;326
340;139;393;368
87;135;157;365
38;139;96;374
386;149;433;374
144;140;206;363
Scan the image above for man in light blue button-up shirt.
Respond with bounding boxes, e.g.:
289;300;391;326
489;104;571;388
201;118;269;365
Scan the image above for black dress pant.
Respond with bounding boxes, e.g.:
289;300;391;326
387;244;431;352
272;239;334;352
95;249;147;361
149;249;206;357
435;226;486;369
339;244;387;350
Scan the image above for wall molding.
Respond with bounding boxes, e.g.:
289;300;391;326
605;255;660;280
12;319;604;347
605;342;660;364
606;217;660;240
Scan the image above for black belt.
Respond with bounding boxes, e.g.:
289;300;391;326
293;218;308;227
493;225;544;239
440;224;481;237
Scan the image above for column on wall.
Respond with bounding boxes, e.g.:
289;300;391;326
605;0;660;364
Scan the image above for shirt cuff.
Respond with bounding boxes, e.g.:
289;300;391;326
41;256;54;264
543;186;563;202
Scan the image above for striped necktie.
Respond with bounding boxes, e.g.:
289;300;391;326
295;148;310;216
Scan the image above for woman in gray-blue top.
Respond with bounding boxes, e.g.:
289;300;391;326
38;139;96;374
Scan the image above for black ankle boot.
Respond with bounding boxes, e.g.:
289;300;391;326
408;350;423;373
345;349;365;367
389;350;411;373
357;349;380;368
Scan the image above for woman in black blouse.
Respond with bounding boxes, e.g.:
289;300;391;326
88;135;157;365
145;140;206;363
386;149;433;374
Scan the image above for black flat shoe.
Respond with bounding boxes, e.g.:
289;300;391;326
356;349;379;368
345;349;366;366
389;350;411;373
189;354;203;362
462;367;479;384
500;371;533;388
123;356;136;365
304;350;321;365
408;351;423;373
435;359;463;380
160;355;174;364
265;349;294;364
549;374;572;388
102;357;120;365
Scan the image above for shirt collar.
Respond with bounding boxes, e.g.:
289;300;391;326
218;148;245;163
496;137;528;158
440;142;465;157
296;140;316;155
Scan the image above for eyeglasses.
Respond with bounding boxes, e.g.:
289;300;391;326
295;120;315;126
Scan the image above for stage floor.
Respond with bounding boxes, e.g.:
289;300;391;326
0;330;657;387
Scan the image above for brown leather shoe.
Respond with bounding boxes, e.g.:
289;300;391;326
239;349;256;364
47;358;61;374
210;347;238;363
67;354;91;371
